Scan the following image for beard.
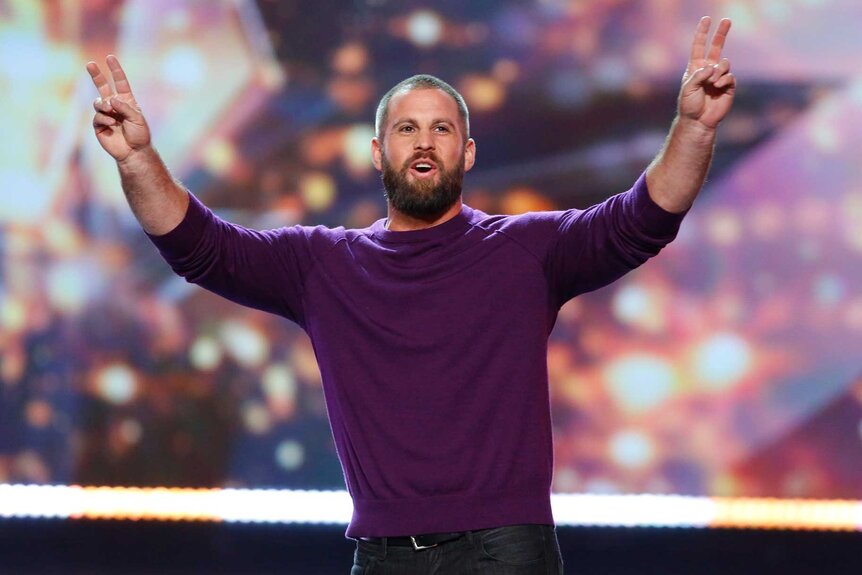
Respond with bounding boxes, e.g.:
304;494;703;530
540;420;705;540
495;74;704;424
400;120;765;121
381;150;464;221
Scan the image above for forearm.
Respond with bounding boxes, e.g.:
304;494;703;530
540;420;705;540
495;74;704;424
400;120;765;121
645;116;717;214
117;145;190;236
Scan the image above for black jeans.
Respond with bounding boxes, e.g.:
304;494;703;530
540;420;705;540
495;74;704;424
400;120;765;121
350;524;564;574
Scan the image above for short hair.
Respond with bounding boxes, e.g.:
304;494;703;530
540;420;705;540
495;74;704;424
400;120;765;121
375;75;470;141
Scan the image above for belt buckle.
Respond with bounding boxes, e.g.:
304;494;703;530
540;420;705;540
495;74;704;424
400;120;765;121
410;535;438;550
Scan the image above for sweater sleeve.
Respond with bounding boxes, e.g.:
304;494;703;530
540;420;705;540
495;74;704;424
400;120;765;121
544;172;686;306
146;193;312;326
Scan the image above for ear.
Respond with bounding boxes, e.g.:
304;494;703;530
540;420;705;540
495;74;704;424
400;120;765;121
464;138;476;172
371;137;383;172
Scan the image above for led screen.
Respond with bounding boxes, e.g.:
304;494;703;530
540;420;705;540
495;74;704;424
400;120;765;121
2;0;861;500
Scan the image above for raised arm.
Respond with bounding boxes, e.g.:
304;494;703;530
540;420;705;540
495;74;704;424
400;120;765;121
645;17;736;214
87;55;189;235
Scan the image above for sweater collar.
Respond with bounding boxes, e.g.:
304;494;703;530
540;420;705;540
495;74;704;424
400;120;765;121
371;204;473;243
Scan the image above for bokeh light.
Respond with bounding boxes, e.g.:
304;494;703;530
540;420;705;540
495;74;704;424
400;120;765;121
692;333;753;392
612;283;666;333
189;336;223;371
604;354;678;414
220;320;269;368
242;401;271;435
405;10;443;48
275;440;305;471
94;364;139;406
343;124;375;175
608;430;657;471
299;172;337;213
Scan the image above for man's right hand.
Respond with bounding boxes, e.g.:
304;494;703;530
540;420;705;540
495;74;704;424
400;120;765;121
87;55;151;163
85;54;189;236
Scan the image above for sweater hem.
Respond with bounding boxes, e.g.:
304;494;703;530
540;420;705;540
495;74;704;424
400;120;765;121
345;488;554;538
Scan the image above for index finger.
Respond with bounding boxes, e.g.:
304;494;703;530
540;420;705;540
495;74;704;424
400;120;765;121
86;61;114;99
106;55;134;96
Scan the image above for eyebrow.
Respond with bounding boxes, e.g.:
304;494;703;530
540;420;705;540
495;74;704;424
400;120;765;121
391;118;457;128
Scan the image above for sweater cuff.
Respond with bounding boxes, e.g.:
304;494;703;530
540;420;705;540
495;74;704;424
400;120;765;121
145;192;210;260
631;171;688;239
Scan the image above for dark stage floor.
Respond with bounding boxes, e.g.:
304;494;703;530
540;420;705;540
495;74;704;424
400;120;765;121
0;520;859;574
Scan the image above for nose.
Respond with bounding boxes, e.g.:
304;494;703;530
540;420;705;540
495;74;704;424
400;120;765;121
413;128;434;151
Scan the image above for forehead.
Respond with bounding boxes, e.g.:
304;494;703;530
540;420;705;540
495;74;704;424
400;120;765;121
386;88;461;125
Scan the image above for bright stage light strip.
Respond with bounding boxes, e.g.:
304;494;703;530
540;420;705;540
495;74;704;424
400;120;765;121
2;484;862;531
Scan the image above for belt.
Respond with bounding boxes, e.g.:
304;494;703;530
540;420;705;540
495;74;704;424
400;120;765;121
360;531;468;550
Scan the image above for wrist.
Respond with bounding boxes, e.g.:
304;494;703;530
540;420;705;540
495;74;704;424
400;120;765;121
673;115;718;142
117;144;157;171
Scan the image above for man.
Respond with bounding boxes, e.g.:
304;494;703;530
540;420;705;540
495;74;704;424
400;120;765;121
87;16;735;574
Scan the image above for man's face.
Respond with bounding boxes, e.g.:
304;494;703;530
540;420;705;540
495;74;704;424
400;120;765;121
372;88;475;220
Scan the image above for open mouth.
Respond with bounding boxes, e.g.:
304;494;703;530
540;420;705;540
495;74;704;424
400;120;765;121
409;160;438;177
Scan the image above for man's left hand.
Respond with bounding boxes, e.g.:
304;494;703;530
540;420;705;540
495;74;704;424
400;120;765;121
679;17;736;130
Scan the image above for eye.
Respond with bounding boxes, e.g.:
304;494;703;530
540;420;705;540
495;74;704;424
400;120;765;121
399;125;415;133
434;125;450;133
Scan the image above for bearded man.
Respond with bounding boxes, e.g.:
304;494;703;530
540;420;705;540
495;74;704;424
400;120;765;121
88;16;735;574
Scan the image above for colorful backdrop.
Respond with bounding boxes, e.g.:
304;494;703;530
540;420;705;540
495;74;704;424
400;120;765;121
2;0;862;501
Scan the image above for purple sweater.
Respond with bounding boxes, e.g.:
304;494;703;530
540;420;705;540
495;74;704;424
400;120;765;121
147;173;684;537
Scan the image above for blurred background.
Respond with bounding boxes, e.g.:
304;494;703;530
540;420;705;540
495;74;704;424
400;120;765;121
2;0;862;573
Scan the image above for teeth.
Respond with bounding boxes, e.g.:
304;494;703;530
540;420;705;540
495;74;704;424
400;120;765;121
416;163;432;169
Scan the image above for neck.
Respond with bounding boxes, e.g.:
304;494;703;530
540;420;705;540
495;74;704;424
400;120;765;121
385;199;463;231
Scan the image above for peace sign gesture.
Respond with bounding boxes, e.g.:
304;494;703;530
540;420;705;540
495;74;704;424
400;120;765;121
678;17;736;130
86;55;151;162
